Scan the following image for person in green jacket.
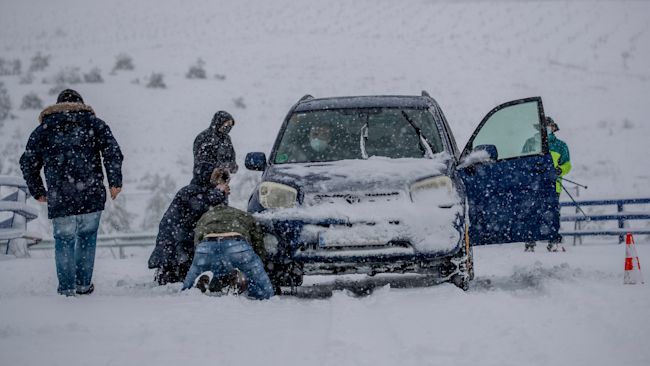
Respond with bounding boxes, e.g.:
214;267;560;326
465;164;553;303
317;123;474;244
181;168;273;299
523;116;571;252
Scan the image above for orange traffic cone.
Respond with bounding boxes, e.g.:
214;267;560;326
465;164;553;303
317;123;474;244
624;233;644;285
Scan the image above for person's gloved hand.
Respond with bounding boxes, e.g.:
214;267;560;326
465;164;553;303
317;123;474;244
555;167;562;176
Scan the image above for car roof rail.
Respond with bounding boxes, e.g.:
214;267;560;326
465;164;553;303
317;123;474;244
299;94;314;102
421;90;431;98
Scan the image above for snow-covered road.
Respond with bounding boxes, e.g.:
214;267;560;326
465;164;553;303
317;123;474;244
1;243;649;366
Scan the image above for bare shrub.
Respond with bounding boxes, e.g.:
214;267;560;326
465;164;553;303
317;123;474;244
146;73;166;89
28;52;50;72
20;92;43;110
186;58;207;79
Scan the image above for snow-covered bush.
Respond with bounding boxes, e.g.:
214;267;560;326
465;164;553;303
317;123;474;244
113;53;135;71
28;52;50;73
214;73;226;80
52;67;83;85
0;58;21;76
233;96;246;109
139;173;176;230
83;67;104;83
146;73;166;89
186;58;207;79
47;84;67;96
0;82;11;122
20;92;43;110
19;73;34;85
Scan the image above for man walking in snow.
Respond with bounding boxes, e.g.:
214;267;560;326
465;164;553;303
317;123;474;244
193;110;238;174
182;167;273;299
20;89;123;296
523;116;571;252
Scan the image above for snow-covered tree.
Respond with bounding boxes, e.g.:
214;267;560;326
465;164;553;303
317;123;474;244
99;196;135;234
140;173;176;230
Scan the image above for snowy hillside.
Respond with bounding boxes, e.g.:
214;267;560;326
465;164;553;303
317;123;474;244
1;0;650;365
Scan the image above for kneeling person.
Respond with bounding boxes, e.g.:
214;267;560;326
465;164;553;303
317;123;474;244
182;168;273;299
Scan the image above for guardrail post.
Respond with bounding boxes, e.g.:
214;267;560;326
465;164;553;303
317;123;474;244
572;186;582;246
618;202;625;244
4;188;30;257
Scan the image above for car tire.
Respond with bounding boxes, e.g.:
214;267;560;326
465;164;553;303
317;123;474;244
451;273;469;291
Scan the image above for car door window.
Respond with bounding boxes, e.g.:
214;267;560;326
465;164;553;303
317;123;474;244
470;101;543;160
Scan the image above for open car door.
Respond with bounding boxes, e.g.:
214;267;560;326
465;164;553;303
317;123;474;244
457;97;560;245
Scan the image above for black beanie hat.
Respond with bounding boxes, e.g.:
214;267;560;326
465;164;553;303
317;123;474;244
545;116;559;131
57;89;84;104
211;110;234;129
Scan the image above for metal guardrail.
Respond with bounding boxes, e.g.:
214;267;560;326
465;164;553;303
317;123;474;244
30;232;157;259
559;198;650;243
26;197;650;258
1;176;42;256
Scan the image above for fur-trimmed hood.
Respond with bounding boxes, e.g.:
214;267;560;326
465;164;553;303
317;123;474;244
39;102;95;123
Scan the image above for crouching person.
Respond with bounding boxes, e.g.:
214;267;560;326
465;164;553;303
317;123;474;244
182;168;273;300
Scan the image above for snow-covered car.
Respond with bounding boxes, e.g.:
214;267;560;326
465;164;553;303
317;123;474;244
245;93;560;290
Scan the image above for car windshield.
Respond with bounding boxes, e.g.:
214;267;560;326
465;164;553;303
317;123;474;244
273;108;444;164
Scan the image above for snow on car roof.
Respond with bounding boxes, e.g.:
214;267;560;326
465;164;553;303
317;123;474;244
294;95;432;112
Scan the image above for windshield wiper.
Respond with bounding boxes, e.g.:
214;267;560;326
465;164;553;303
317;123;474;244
360;121;369;159
401;111;434;158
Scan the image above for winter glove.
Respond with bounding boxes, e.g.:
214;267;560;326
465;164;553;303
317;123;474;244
555;167;563;176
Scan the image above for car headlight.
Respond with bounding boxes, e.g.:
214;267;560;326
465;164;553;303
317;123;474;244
409;176;457;207
263;234;279;255
259;182;298;209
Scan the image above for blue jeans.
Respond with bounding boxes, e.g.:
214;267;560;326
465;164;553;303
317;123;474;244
52;211;102;295
182;238;274;300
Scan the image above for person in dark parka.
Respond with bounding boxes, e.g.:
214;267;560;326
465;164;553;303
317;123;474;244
20;89;123;296
147;162;229;285
193;110;238;174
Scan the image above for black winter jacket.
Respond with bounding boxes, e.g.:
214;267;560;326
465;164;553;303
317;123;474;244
147;163;226;270
19;103;123;219
193;119;237;173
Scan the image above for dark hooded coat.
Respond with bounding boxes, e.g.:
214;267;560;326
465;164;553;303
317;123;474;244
147;163;227;278
19;102;123;219
193;111;237;173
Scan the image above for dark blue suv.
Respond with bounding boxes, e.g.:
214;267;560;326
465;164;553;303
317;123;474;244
245;92;559;290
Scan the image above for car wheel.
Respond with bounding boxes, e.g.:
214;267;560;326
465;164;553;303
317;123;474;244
268;260;304;288
451;273;469;291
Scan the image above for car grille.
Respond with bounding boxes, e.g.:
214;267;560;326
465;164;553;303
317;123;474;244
307;191;402;205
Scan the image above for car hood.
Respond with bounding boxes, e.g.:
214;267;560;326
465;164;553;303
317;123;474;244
264;154;450;194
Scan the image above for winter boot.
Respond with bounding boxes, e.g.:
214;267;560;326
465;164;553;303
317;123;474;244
76;284;94;295
194;271;214;293
210;269;249;295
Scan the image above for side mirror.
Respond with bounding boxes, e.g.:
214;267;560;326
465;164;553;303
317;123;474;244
245;152;267;171
473;144;498;161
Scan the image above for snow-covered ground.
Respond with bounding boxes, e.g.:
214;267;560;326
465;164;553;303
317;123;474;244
2;243;650;366
1;0;650;365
